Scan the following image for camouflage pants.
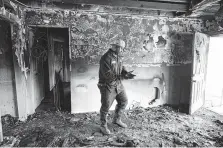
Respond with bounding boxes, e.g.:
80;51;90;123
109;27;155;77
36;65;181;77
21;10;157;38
98;82;128;126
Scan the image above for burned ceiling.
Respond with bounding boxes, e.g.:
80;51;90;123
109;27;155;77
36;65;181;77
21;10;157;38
12;0;222;19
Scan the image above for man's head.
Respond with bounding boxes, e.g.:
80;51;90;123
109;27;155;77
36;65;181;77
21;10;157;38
111;39;126;54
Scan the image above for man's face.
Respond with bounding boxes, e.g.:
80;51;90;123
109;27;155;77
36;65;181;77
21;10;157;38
115;45;124;53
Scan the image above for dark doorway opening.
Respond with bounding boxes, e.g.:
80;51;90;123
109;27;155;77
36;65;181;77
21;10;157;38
31;27;71;112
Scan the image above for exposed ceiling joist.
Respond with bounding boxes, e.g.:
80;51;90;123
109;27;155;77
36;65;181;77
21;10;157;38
59;0;188;12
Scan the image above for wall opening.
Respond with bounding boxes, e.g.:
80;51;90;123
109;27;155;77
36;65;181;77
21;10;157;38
205;36;223;115
148;87;160;105
154;87;160;100
31;27;71;112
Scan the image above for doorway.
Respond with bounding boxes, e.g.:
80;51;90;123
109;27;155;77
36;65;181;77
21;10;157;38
205;36;223;115
30;27;71;112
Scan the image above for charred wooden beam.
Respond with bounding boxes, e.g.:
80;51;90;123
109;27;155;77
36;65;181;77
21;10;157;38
191;0;221;12
58;0;188;12
186;0;221;17
2;0;17;14
17;0;189;12
11;0;28;8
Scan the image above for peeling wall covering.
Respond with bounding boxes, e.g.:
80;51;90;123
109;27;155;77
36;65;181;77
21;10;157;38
12;25;29;78
25;9;217;65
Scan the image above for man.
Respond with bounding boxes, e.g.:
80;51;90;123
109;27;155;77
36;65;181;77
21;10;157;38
97;39;136;135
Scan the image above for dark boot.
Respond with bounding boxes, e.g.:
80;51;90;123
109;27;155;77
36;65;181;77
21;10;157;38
100;112;111;135
100;125;111;135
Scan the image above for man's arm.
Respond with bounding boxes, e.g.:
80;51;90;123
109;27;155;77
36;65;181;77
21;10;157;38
100;57;116;80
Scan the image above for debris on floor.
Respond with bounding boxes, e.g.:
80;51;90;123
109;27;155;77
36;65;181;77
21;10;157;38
1;105;223;147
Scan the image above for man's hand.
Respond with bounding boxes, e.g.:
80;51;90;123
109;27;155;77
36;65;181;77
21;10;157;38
123;70;136;79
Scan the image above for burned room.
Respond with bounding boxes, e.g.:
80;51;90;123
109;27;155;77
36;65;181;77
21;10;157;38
0;0;223;147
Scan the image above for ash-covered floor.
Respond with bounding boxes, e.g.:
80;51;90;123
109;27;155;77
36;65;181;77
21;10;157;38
1;105;223;147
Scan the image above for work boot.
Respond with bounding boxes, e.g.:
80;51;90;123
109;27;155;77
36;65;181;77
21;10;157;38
100;111;111;135
100;125;111;135
113;118;127;128
113;115;127;128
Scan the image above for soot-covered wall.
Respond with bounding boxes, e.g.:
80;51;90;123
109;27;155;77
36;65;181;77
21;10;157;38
0;20;17;116
24;8;217;113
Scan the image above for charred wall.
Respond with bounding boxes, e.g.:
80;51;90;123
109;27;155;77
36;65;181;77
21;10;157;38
23;8;218;113
0;20;17;116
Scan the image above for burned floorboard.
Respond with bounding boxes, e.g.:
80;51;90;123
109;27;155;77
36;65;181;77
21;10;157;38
1;105;223;147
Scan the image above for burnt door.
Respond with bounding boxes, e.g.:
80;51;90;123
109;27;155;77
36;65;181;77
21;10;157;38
50;36;65;110
189;32;210;114
29;28;48;110
48;35;65;90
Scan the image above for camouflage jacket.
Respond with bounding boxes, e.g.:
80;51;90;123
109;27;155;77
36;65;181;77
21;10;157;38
98;49;127;87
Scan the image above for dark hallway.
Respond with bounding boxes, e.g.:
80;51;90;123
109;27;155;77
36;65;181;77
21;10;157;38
31;27;71;112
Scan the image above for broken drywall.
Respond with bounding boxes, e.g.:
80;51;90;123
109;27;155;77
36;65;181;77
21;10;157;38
11;25;29;79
